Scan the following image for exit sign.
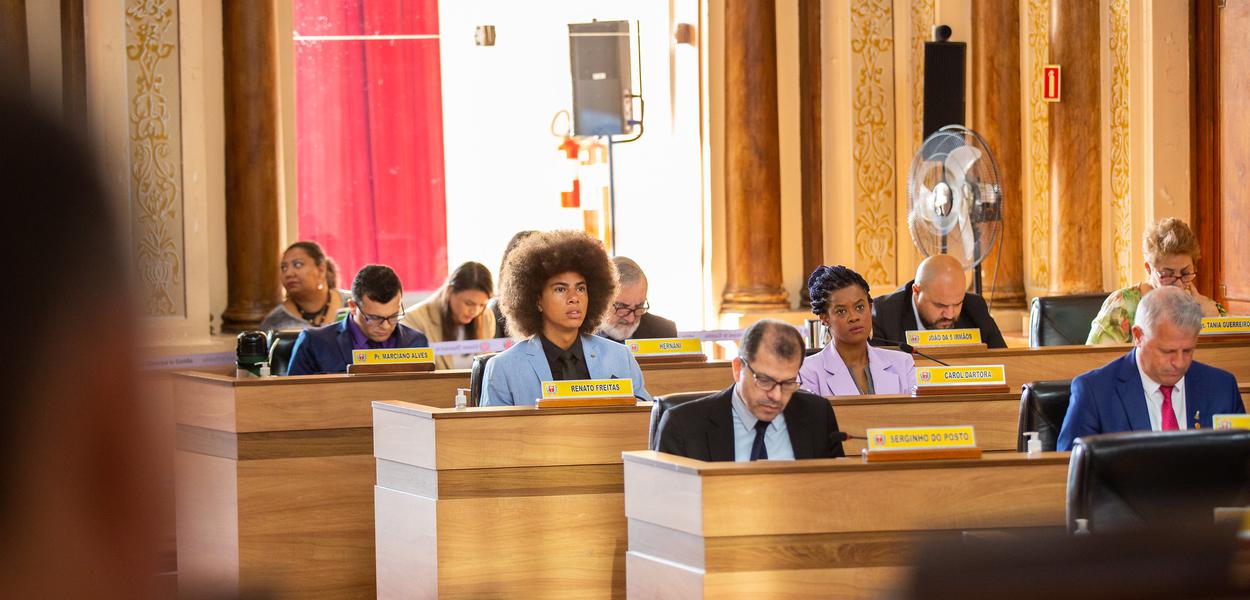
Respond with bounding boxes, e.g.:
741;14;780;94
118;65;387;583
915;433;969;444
1043;65;1061;102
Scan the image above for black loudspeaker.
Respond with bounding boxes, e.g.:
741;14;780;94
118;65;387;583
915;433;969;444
568;20;632;136
923;39;966;139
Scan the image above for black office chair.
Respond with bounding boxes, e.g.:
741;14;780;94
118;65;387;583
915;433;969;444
1017;380;1072;452
648;391;718;450
1029;293;1107;347
468;352;498;407
1067;429;1250;534
267;329;303;376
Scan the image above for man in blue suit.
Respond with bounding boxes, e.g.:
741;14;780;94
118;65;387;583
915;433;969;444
1057;286;1243;450
287;264;428;375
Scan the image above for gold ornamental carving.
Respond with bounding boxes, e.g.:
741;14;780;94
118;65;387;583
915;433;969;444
1026;0;1050;290
910;0;935;150
1109;0;1131;288
126;0;186;316
851;0;897;288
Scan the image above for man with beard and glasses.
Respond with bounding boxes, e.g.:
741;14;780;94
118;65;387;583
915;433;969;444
596;256;678;343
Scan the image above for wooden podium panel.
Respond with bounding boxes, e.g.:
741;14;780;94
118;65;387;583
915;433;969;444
623;451;1070;599
373;400;653;599
912;339;1250;391
832;392;1021;454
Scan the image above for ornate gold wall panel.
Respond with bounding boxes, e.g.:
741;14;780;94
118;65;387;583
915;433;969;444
1109;0;1131;288
1024;0;1049;290
126;0;186;316
910;0;935;150
851;0;897;288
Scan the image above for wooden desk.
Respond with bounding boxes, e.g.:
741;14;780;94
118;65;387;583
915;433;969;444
913;339;1250;390
373;400;652;599
623;451;1070;599
832;391;1021;454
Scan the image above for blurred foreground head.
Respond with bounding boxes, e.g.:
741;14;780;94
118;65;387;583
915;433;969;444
0;95;158;597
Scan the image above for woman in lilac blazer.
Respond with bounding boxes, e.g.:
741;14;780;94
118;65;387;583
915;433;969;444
800;265;916;396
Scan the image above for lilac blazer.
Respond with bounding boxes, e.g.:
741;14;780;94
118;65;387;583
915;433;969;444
799;343;916;396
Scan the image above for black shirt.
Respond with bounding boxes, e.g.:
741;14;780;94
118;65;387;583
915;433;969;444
539;334;592;380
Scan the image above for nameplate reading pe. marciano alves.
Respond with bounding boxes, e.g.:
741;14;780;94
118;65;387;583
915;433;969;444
352;348;435;364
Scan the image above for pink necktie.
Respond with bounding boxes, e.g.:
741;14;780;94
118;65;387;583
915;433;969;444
1160;385;1179;431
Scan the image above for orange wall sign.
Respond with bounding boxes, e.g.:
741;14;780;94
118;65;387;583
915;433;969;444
1043;65;1061;102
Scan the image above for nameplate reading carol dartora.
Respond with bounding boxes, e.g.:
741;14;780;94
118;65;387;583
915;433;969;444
541;379;635;400
352;348;435;365
904;328;982;347
626;338;702;356
866;425;978;452
1213;414;1250;430
1200;316;1250;336
915;365;1006;387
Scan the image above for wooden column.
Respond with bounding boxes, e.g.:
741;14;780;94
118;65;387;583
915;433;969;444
722;0;788;311
61;0;86;132
220;0;282;332
0;0;29;94
798;0;822;308
972;0;1025;307
1047;0;1101;294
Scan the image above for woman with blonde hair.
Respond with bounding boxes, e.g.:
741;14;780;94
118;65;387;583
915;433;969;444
403;261;496;369
1087;218;1223;345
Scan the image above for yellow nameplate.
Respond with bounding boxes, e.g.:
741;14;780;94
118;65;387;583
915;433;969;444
866;425;977;451
626;337;702;356
351;348;434;365
541;379;634;399
1213;414;1250;430
1200;316;1250;335
905;328;982;347
916;364;1006;387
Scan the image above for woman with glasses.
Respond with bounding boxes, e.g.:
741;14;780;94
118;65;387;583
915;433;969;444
402;261;495;370
287;264;429;375
480;230;652;406
1087;218;1224;345
799;265;916;396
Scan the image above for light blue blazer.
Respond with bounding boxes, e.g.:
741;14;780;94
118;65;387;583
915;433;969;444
799;343;916;396
480;335;653;406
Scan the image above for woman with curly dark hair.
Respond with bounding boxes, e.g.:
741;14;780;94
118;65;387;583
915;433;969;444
799;265;915;396
480;230;653;406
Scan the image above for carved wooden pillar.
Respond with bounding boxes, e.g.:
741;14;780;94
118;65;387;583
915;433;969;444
971;0;1025;307
0;0;29;93
1047;0;1101;294
220;0;282;332
798;0;822;308
722;0;788;311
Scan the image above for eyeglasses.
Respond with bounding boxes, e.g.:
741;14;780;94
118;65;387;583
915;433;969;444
359;309;404;327
741;358;802;393
613;301;649;318
1155;270;1198;285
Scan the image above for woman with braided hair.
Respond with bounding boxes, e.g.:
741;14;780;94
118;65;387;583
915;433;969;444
799;265;916;396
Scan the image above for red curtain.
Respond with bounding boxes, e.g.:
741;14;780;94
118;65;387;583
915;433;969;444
294;0;447;292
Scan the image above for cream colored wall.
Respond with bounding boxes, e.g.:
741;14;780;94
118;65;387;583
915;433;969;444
703;0;726;327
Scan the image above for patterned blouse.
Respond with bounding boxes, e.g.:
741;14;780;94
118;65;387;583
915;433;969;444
1086;284;1226;345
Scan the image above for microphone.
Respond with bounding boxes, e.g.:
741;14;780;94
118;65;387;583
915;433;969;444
869;337;951;367
831;431;867;443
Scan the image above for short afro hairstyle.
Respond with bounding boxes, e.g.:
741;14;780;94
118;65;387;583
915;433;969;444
807;265;872;316
499;230;618;337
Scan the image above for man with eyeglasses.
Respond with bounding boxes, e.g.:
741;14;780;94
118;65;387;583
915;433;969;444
287;264;429;375
654;320;845;462
596;256;678;343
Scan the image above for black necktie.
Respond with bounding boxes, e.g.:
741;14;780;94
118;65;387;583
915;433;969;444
556;351;578;380
750;420;771;461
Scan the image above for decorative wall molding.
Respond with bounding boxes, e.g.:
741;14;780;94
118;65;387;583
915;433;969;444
851;0;897;288
1108;0;1131;288
910;0;934;151
1024;0;1050;290
126;0;186;316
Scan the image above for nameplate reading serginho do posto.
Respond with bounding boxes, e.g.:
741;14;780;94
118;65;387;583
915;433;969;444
346;348;436;374
863;425;982;462
904;328;982;347
1200;316;1250;336
913;364;1009;395
535;378;638;409
1213;414;1250;430
626;338;707;364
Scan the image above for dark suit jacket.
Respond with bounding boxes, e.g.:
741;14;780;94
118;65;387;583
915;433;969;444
598;312;680;344
287;318;429;375
871;280;1007;349
655;387;845;461
1056;349;1245;451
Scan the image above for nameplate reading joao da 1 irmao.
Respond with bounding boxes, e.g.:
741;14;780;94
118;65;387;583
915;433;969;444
904;328;982;347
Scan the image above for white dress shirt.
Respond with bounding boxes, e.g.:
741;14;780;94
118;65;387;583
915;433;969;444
1135;350;1188;431
730;385;795;462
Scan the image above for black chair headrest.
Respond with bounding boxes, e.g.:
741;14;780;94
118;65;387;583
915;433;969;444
648;390;718;450
1017;380;1072;452
1029;293;1107;347
468;353;498;407
268;329;303;377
